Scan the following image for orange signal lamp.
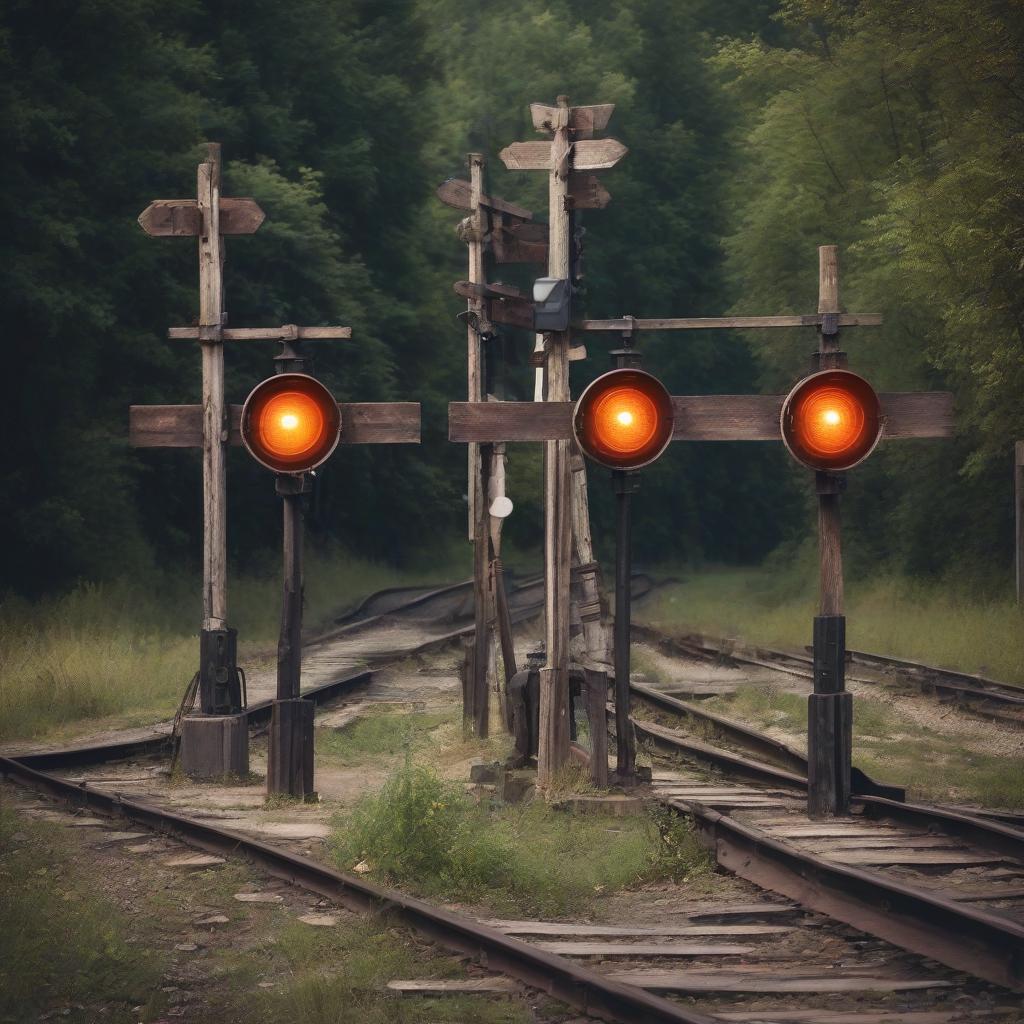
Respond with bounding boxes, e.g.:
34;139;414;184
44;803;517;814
780;369;882;472
241;373;342;474
573;368;674;470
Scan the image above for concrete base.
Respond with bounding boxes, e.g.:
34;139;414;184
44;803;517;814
267;698;315;799
179;713;250;781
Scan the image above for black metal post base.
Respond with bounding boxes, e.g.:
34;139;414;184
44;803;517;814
267;698;315;800
808;614;851;817
199;627;244;714
179;712;249;781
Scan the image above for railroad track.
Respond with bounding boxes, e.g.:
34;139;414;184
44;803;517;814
633;624;1024;725
624;651;1024;997
3;577;1023;1022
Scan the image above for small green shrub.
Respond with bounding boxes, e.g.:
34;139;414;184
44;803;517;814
331;762;711;916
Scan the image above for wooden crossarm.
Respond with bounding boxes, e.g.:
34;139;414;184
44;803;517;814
578;314;882;332
168;325;352;341
448;393;954;443
130;403;420;448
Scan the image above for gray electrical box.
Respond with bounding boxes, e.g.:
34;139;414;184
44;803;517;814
533;277;571;332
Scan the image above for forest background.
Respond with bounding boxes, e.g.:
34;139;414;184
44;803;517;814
3;0;1023;610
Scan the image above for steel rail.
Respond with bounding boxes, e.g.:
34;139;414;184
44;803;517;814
629;681;904;801
0;755;717;1024
631;709;1024;865
680;799;1024;992
632;621;1024;715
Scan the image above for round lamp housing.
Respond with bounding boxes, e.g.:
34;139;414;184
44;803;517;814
241;373;342;474
573;368;674;470
780;369;882;472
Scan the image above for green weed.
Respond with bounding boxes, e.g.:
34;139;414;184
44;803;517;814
330;761;710;917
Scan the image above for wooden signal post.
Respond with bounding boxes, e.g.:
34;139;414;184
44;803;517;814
497;96;625;785
438;116;616;753
451;245;953;809
132;144;420;787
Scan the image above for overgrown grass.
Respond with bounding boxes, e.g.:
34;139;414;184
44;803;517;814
214;917;531;1024
0;547;463;742
700;683;1024;808
0;806;163;1022
637;562;1024;686
317;710;455;765
330;761;710;917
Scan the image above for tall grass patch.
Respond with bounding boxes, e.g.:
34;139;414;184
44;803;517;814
638;565;1024;685
0;548;463;742
331;762;709;916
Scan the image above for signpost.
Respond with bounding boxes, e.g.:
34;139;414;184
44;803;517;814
132;144;418;786
451;245;953;811
496;96;626;786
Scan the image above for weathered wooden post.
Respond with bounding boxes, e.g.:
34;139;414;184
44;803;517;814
132;144;420;784
439;129;617;749
807;245;854;818
499;97;626;786
137;143;264;778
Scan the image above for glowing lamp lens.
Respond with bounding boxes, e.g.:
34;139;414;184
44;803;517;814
781;369;882;471
573;369;674;470
241;373;341;473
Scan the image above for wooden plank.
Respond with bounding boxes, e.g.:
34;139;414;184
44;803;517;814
387;978;520;996
672;394;781;441
446;390;950;444
138;196;265;236
132;403;419;448
435;177;533;220
169;325;352;341
604;971;952;994
801;837;962;850
499;138;627;172
568;173;611;209
825;850;1008;866
531;102;614;135
713;1011;960;1023
341;403;420;444
881;392;954;438
578;314;883;331
449;401;572;443
481;921;793;937
535;941;754;957
453;280;526;300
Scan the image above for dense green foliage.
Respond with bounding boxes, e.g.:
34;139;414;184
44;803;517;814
2;0;1021;599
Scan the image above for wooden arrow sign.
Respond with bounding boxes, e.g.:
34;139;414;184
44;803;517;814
492;215;548;264
499;138;628;172
435;178;533;220
530;102;614;137
138;197;266;237
569;173;612;209
453;280;534;329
